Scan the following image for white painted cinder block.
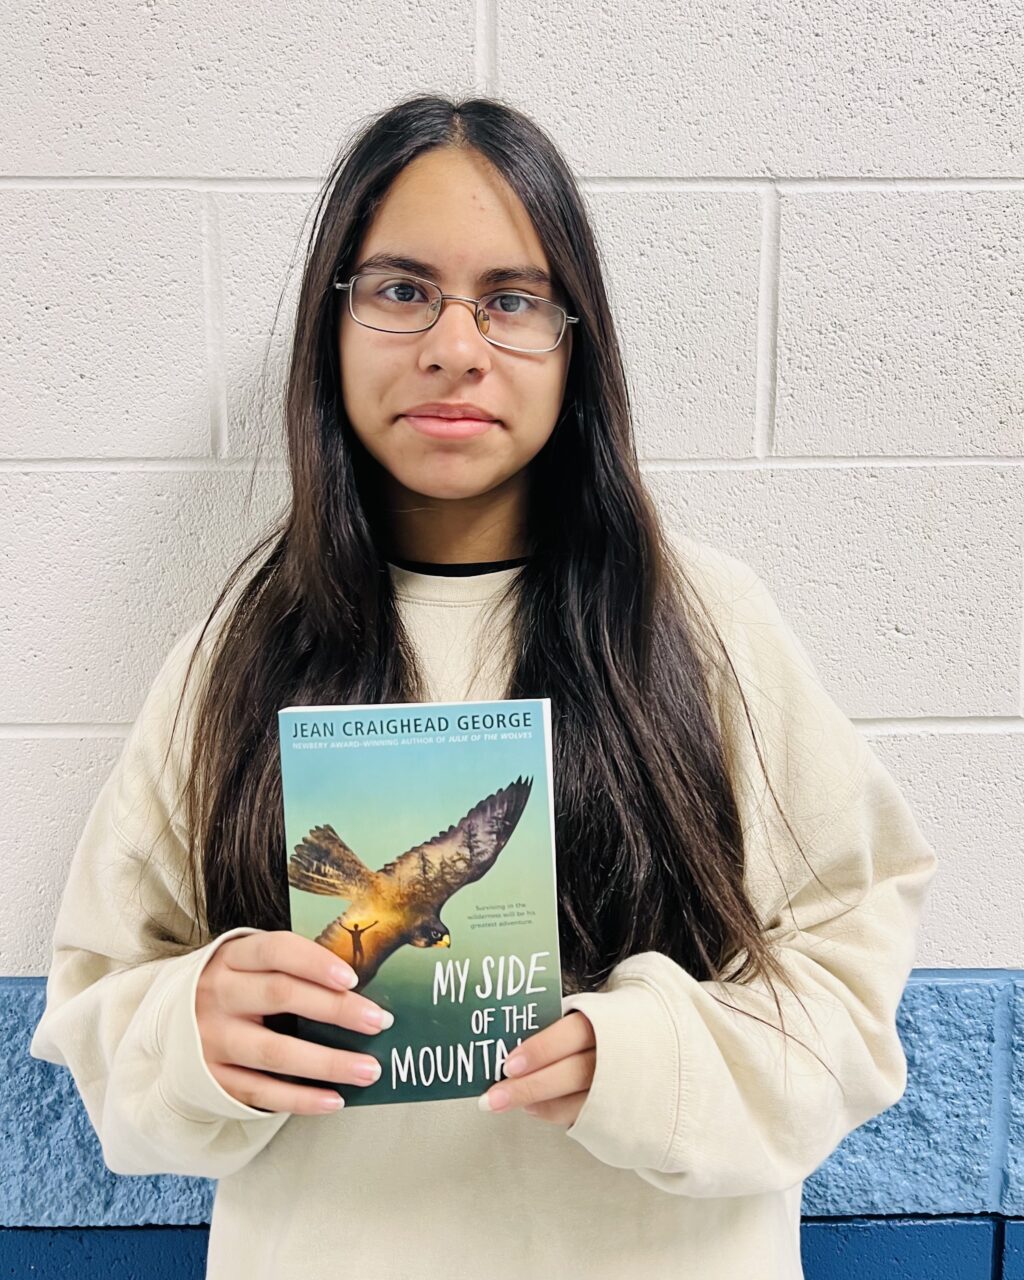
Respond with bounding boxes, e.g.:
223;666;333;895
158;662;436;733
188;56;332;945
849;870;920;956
584;189;763;460
0;468;288;722
871;731;1024;968
1;738;126;976
646;464;1024;717
0;189;211;458
775;191;1023;457
0;2;477;177
505;0;1023;176
215;190;320;461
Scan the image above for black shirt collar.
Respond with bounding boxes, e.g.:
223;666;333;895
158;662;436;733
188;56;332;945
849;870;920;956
388;555;530;577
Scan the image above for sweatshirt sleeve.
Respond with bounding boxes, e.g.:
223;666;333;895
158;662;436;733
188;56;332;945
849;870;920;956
559;550;938;1199
29;621;291;1179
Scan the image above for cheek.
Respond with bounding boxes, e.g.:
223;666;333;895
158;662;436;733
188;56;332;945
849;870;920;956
533;364;571;442
338;336;397;427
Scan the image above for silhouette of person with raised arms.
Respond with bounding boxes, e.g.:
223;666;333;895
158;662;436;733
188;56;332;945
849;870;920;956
340;920;378;973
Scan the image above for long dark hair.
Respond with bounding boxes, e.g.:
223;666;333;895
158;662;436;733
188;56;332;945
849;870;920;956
155;92;847;1083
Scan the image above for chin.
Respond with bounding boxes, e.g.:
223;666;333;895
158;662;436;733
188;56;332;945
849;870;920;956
392;463;520;503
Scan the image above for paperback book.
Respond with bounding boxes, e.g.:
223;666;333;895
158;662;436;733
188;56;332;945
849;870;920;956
274;698;563;1107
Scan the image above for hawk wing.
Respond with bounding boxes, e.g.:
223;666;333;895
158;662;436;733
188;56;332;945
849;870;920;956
287;824;378;900
376;776;533;911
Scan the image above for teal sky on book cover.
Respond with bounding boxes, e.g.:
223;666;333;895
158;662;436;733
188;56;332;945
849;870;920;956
277;698;562;1106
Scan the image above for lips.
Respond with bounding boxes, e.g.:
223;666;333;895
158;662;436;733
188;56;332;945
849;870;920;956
402;414;497;440
401;403;499;421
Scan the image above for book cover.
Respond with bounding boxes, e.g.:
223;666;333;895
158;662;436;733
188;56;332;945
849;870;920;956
275;698;563;1107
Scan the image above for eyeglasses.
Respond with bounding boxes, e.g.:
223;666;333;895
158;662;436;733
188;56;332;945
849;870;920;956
333;269;579;353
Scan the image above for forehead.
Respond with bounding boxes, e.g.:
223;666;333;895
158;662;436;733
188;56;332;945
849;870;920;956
355;147;552;287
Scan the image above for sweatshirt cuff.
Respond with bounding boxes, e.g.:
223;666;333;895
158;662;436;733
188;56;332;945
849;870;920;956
560;956;683;1173
154;926;278;1124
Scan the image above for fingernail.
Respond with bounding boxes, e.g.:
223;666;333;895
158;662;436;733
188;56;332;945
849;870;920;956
330;964;358;989
478;1087;510;1112
320;1094;344;1111
364;1008;395;1030
503;1055;526;1076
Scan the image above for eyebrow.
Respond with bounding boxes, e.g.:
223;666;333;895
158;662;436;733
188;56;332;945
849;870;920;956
352;251;554;292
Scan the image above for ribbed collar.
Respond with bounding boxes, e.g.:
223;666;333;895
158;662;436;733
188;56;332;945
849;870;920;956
387;560;525;604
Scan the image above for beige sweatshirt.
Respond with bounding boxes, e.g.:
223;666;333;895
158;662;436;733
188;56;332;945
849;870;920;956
29;532;937;1280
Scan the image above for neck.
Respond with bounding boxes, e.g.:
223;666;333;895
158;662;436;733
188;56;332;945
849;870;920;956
382;471;529;564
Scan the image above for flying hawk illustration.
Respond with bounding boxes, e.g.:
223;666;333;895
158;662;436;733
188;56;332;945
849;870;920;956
287;775;533;988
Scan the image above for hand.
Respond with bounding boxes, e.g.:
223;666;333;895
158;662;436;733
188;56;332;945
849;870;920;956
478;1011;596;1126
195;930;394;1115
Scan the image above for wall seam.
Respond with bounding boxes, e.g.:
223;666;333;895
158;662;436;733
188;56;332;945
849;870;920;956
754;183;780;457
989;978;1014;1213
201;193;227;460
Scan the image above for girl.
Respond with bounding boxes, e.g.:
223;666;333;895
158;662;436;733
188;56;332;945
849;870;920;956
30;94;936;1280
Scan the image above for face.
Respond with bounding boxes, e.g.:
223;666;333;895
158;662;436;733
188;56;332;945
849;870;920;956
338;147;572;515
411;917;450;949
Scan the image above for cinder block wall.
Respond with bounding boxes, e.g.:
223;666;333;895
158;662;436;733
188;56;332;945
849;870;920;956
1;3;1021;1277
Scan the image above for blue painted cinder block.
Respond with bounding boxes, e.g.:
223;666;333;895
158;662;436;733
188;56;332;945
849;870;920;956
0;980;213;1227
3;968;1022;1228
0;1218;1013;1280
802;972;1011;1216
0;1221;1015;1280
1004;1219;1024;1280
0;1227;208;1279
1006;984;1024;1216
802;1218;995;1280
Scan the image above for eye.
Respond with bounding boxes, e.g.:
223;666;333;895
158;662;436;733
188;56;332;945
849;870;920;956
378;276;429;304
485;292;536;315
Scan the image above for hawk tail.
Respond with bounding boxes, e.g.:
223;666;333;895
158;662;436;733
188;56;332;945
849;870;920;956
287;824;364;897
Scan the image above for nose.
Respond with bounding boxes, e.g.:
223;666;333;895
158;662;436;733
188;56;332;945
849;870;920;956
417;295;493;372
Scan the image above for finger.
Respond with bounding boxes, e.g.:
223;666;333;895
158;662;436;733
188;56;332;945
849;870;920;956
211;1019;383;1092
224;930;361;993
222;969;393;1035
211;1062;348;1117
523;1090;590;1127
503;1012;595;1078
482;1048;595;1112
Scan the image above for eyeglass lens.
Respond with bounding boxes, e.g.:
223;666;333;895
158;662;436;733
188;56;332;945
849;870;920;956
349;273;565;351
